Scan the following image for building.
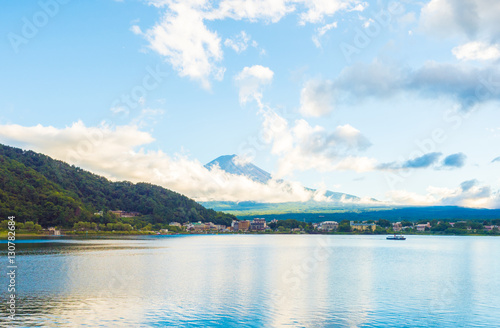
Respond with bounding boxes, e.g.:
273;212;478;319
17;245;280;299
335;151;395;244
232;220;239;231
250;218;267;231
392;222;402;232
485;225;500;231
214;224;226;231
169;222;182;227
318;221;338;231
187;222;209;232
232;220;250;231
350;221;376;232
47;227;61;236
239;220;250;231
416;222;431;232
109;210;141;218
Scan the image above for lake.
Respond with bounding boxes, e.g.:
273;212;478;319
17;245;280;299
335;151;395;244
1;235;499;327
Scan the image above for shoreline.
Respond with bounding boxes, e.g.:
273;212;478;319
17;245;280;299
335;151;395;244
2;230;498;239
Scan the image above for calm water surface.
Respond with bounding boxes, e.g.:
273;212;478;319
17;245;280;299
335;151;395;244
1;235;499;327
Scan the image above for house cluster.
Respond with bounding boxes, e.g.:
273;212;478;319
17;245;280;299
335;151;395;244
315;221;376;232
232;218;267;232
184;221;227;232
109;210;141;218
392;222;431;232
93;210;141;218
391;221;500;232
176;218;269;233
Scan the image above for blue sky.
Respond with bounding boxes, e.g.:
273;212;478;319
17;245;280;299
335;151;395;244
1;0;500;208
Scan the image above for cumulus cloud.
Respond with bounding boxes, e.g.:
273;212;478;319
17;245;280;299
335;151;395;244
387;180;500;209
442;152;467;168
142;0;225;89
235;65;274;105
419;0;500;41
302;60;500;115
299;79;335;117
452;41;500;61
138;0;365;87
0;121;325;203
441;179;495;207
261;109;375;177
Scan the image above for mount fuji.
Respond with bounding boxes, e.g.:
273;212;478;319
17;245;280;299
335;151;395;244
202;155;370;215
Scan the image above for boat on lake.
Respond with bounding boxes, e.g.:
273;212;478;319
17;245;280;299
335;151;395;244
387;234;406;240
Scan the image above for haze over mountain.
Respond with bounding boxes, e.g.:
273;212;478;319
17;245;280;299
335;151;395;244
205;155;272;184
202;155;373;215
205;155;361;202
201;156;500;220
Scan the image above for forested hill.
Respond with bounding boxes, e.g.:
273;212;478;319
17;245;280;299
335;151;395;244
0;143;235;228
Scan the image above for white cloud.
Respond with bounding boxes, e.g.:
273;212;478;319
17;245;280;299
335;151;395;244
0;122;323;203
261;109;374;177
224;31;252;53
110;105;129;116
130;25;142;35
312;21;337;47
131;108;165;128
298;0;363;24
452;41;500;61
235;65;274;105
387;180;500;209
419;0;500;42
137;0;365;87
143;0;224;89
209;0;294;22
299;79;335;117
301;60;500;113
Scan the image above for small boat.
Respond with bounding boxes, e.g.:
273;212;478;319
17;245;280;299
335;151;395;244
387;234;406;240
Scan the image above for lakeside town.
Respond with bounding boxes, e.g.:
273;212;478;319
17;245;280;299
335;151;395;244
3;211;499;236
156;218;500;235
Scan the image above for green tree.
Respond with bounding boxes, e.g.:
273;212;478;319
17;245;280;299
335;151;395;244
470;222;484;230
377;219;391;228
338;220;351;232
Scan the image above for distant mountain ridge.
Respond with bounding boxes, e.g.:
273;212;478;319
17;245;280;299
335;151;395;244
205;154;360;202
202;154;369;214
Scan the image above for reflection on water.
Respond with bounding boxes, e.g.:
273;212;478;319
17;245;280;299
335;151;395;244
1;235;499;327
